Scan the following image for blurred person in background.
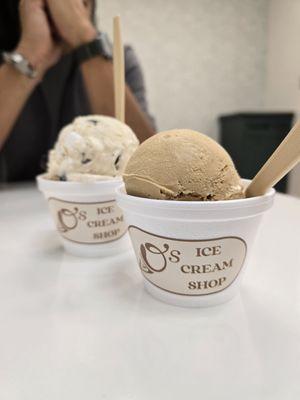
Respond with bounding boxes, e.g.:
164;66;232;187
0;0;155;182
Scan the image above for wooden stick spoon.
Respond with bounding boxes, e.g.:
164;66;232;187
246;121;300;197
113;15;125;123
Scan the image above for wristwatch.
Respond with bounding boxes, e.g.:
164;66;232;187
2;51;37;79
74;32;113;64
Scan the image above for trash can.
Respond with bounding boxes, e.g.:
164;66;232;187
219;113;294;193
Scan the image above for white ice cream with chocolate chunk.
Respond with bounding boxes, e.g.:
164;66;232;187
47;115;139;181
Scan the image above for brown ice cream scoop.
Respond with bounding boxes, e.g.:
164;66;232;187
123;129;244;201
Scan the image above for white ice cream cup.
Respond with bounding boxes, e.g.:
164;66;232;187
116;180;275;307
37;174;131;257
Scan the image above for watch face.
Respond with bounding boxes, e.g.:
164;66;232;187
2;51;36;78
4;52;23;64
12;53;23;63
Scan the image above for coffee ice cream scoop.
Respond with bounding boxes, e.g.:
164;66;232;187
123;129;244;201
47;115;139;181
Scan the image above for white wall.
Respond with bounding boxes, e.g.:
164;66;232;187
265;0;300;197
99;0;268;140
99;0;300;197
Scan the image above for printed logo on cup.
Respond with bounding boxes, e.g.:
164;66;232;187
129;226;247;296
48;198;127;244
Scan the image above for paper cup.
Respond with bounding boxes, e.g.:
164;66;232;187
116;180;275;307
37;174;131;257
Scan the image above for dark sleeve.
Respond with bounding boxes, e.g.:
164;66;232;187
124;45;156;130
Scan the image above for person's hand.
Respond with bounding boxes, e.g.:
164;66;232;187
46;0;97;49
16;0;62;78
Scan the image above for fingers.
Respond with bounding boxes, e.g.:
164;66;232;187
19;0;48;28
25;0;44;4
20;0;43;6
19;0;45;14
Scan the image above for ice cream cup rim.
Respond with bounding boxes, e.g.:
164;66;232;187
115;179;275;211
37;173;122;193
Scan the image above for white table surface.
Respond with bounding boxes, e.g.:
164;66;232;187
0;184;300;400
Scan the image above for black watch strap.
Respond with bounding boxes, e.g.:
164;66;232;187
74;32;113;64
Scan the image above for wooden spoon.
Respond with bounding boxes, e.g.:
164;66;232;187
246;121;300;197
113;15;125;123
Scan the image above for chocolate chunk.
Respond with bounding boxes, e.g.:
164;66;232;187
114;154;121;170
59;174;67;181
81;153;92;164
88;119;98;125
